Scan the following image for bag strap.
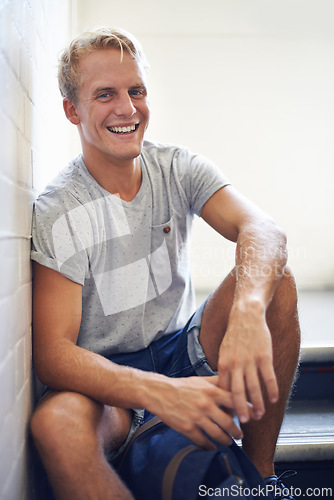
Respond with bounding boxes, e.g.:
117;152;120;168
117;415;162;471
130;415;162;441
162;445;197;500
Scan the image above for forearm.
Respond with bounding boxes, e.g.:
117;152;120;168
34;339;242;448
201;186;285;419
233;218;287;311
34;339;166;410
216;218;285;419
201;186;288;309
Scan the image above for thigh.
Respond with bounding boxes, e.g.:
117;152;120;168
199;268;236;371
143;272;235;379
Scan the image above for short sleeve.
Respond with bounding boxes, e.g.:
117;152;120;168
175;148;231;216
31;191;90;285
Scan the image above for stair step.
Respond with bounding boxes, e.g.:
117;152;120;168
275;400;334;462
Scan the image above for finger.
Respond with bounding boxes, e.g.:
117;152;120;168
231;369;250;424
203;374;230;391
246;401;257;420
199;378;235;410
205;375;235;418
218;369;231;392
186;426;217;450
260;359;279;404
216;371;235;418
199;419;233;446
244;365;265;419
209;408;243;441
202;375;220;387
225;408;235;418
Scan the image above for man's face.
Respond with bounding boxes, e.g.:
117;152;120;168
73;48;150;168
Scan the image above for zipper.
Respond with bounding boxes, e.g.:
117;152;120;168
222;453;244;486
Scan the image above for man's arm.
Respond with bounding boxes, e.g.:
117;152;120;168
201;185;287;423
32;262;242;448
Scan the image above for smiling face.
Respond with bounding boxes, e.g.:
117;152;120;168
65;48;150;172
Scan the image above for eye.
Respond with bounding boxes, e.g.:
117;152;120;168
97;92;113;101
129;87;147;98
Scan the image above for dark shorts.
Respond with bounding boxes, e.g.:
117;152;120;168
107;300;217;463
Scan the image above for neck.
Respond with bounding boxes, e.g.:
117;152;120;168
82;152;142;202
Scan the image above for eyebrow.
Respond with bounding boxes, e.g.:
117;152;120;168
93;87;116;96
93;83;147;96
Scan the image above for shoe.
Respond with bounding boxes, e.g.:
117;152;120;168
264;470;297;499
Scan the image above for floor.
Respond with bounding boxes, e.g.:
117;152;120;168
277;291;334;470
277;399;334;461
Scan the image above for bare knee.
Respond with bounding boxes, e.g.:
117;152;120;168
31;392;97;456
30;395;59;449
31;392;131;461
269;266;298;318
267;266;301;358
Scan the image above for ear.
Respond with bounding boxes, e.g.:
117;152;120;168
63;97;81;125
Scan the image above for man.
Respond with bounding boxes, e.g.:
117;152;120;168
30;27;300;500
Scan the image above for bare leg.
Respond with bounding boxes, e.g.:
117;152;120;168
30;391;134;500
199;267;301;477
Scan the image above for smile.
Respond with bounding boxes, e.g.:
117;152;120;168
107;124;139;134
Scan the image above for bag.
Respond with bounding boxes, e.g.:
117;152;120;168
116;414;272;500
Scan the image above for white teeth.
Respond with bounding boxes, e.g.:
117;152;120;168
109;124;136;133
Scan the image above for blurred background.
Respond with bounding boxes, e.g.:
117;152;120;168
71;0;334;291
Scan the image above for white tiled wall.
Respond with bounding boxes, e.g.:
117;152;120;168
0;1;73;498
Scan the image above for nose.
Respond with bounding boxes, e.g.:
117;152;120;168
114;91;136;117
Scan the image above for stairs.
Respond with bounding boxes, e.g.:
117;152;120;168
275;362;334;495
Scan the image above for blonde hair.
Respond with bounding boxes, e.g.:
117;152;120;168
58;27;149;105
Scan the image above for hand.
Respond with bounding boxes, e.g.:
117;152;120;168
146;375;243;450
218;304;279;424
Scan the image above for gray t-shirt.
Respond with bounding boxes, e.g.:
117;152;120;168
31;140;229;357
